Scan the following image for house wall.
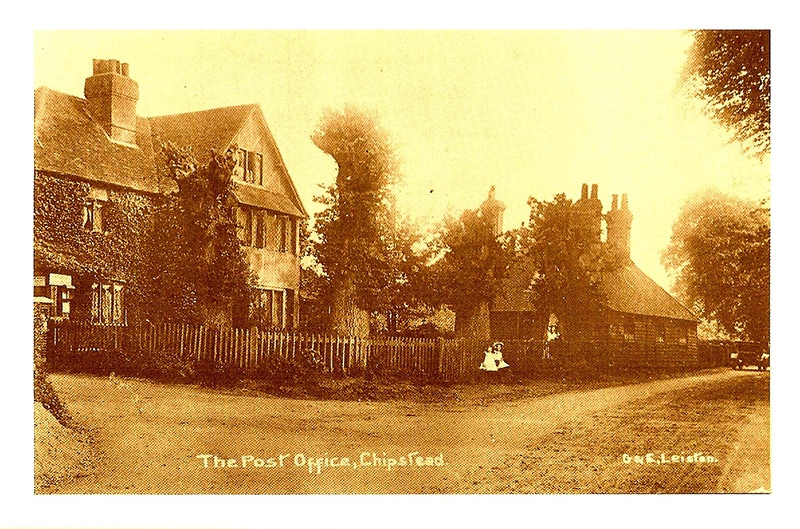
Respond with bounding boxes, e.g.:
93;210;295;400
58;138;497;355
230;111;295;200
243;247;300;290
33;170;154;322
606;310;698;369
229;112;303;329
489;307;698;369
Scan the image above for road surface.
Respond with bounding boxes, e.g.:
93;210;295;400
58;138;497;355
43;368;769;494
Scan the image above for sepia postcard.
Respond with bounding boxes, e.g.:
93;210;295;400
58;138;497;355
30;28;771;513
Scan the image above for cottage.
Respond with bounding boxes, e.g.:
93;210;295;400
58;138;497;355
34;58;307;328
490;184;699;369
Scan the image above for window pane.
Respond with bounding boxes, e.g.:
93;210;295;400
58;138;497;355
246;151;255;182
113;285;124;323
265;213;279;251
94;201;103;232
261;290;273;326
275;290;284;328
255;211;264;248
279;216;288;252
83;202;93;230
255;153;263;186
285;289;294;328
245;209;253;246
234;149;246;180
91;283;101;322
101;285;112;323
290;219;297;254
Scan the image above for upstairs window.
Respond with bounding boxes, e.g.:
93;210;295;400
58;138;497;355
82;199;104;232
237;207;297;254
235;149;264;185
236;207;253;246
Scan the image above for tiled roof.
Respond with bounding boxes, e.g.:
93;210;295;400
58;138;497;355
600;260;698;322
34;86;306;218
233;182;305;218
148;104;258;161
34;87;161;194
149;104;307;218
492;257;698;322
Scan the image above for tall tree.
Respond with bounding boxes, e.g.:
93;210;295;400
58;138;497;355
310;106;401;337
682;30;770;157
430;195;512;339
521;194;609;343
662;188;770;345
144;144;253;325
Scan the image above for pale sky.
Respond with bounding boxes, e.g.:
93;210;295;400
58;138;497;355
34;30;770;290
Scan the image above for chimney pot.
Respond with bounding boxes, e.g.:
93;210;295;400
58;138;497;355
590;184;598;200
581;183;588;200
85;59;139;144
121;62;130;76
621;193;629;210
611;194;618;210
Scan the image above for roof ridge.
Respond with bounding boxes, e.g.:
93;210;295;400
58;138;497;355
147;103;259;120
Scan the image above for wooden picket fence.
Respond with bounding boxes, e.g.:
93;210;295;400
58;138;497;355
46;320;558;382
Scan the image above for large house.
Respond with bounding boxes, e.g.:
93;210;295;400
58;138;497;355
34;59;306;328
490;184;699;369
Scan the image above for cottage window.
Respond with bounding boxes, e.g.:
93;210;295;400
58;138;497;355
278;215;288;252
90;281;125;324
623;318;635;342
235;149;264;185
254;210;265;249
655;323;666;343
257;288;290;329
285;289;295;327
82;199;104;232
290;218;298;254
678;327;688;345
237;207;254;246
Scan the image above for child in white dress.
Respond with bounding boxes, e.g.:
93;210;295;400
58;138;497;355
479;342;509;371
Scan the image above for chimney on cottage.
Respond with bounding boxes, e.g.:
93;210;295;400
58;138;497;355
479;185;506;237
574;182;603;243
605;192;633;260
84;59;139;144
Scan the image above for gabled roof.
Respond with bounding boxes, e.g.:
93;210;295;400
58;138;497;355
148;104;258;161
601;261;698;322
34;86;307;219
34;87;161;194
148;104;307;218
233;182;305;218
492;257;698;322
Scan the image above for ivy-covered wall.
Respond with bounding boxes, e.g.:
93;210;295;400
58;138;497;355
33;170;156;322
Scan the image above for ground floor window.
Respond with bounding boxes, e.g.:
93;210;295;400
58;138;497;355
34;274;74;318
623;317;636;342
90;281;125;323
655;321;666;343
255;288;296;329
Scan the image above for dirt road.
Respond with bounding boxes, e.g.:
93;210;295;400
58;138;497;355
44;368;768;494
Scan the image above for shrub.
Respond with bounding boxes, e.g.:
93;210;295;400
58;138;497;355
249;349;326;386
196;358;244;388
34;368;71;427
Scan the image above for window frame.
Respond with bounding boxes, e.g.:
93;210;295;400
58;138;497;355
90;280;125;324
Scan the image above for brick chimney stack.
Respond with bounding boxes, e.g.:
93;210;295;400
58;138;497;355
574;182;602;243
84;59;139;145
479;185;506;237
605;192;633;260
